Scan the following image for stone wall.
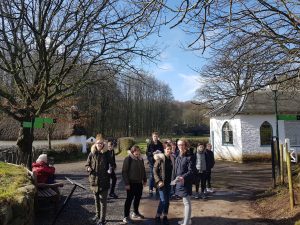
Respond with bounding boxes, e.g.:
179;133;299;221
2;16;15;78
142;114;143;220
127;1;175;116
0;169;36;225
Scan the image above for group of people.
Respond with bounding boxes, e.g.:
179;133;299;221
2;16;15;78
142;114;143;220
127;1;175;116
147;132;215;225
86;132;215;225
31;132;214;225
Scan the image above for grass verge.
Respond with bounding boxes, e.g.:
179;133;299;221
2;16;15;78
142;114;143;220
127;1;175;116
0;162;28;203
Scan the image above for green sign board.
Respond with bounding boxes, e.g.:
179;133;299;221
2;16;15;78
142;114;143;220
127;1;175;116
277;115;300;121
22;117;56;128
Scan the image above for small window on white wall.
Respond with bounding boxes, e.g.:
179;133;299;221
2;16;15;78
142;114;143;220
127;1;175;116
260;121;273;146
222;121;233;145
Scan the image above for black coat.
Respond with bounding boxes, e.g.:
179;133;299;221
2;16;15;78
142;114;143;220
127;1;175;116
174;151;196;197
205;150;215;171
108;149;116;168
146;140;164;165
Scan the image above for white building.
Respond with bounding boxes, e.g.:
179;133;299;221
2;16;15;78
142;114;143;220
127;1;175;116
209;91;300;161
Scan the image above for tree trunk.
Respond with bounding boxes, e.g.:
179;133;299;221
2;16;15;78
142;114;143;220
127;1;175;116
48;131;52;150
16;125;34;170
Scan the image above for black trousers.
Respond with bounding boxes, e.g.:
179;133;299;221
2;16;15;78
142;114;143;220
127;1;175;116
124;182;143;217
109;170;117;194
195;171;207;193
206;170;212;188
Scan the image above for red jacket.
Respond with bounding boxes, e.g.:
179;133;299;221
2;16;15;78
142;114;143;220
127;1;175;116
32;161;55;183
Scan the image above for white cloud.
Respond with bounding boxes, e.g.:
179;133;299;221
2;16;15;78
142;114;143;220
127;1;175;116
159;63;174;71
176;73;204;101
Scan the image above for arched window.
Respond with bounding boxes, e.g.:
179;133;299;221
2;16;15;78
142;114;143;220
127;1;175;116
260;121;273;146
222;121;233;145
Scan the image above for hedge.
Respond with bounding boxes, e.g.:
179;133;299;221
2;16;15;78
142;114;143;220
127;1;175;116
117;137;135;154
32;143;86;163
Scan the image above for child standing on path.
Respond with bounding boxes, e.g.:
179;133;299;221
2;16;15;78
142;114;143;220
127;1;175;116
153;143;175;225
205;143;215;193
194;143;207;200
122;145;147;224
107;141;118;199
86;135;113;225
146;132;164;197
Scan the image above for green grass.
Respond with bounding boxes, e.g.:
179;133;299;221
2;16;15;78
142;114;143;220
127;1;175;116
0;162;28;203
135;141;147;154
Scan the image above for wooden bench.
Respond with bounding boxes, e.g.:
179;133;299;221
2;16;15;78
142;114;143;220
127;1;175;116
27;170;63;212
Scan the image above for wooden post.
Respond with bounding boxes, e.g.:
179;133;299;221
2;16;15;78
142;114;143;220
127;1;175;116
280;144;284;185
273;140;280;182
286;143;295;210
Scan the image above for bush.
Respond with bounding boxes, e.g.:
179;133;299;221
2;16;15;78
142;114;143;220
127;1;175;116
117;137;135;154
33;143;89;163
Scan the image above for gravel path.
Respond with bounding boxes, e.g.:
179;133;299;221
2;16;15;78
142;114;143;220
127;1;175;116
34;157;277;225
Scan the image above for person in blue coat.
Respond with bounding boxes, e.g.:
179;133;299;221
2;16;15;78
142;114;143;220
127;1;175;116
174;139;196;225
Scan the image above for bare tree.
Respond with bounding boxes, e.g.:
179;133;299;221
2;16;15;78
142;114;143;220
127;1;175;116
195;35;288;105
152;0;300;91
0;0;162;168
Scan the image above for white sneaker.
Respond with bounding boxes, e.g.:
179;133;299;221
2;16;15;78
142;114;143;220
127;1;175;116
206;188;214;193
178;219;192;225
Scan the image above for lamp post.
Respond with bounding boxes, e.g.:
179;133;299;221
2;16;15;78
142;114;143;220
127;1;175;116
269;75;280;184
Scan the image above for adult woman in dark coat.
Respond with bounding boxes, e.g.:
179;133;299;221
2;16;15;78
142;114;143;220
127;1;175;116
86;136;112;225
174;139;195;225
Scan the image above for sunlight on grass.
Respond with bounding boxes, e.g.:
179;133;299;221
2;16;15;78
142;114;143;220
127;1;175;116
0;162;28;202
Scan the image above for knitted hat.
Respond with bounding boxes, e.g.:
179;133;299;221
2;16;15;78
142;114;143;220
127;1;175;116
36;154;48;163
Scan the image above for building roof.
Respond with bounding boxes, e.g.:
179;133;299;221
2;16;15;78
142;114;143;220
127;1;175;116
208;91;300;117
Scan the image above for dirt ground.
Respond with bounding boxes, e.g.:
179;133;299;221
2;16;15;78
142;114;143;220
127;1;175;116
35;157;299;225
139;160;274;225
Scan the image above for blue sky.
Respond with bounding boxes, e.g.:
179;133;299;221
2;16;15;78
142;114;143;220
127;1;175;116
142;26;209;102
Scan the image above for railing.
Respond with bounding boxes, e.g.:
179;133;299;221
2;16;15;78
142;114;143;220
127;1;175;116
0;147;36;165
0;147;18;164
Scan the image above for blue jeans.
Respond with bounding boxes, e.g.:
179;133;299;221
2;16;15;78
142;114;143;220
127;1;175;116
157;184;171;215
148;164;154;191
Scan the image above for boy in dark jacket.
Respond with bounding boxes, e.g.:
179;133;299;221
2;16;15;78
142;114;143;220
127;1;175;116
205;143;215;193
122;145;147;224
107;141;118;198
146;132;164;197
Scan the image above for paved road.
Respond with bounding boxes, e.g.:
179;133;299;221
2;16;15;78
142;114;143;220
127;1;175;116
34;156;286;225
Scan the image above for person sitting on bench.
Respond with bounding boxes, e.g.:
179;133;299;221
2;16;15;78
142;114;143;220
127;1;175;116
32;154;55;183
32;154;63;189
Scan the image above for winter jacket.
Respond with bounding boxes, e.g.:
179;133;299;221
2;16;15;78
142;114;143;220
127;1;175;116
205;150;215;171
86;144;112;192
174;151;196;197
108;149;116;169
32;161;55;184
195;150;206;173
122;151;147;185
153;153;175;187
146;140;164;165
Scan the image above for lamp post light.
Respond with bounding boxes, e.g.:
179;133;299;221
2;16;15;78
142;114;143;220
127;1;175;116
269;75;280;184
